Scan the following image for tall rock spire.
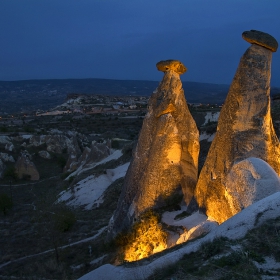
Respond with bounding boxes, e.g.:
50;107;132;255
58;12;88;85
108;60;199;237
195;30;280;224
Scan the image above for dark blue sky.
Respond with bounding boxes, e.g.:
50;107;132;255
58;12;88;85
1;0;280;86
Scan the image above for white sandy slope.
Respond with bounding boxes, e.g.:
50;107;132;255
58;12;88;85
78;191;280;280
65;149;123;180
58;161;129;210
162;209;218;245
203;111;220;125
199;132;216;142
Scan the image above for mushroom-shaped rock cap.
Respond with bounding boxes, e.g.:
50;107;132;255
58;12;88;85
156;60;187;74
242;30;278;52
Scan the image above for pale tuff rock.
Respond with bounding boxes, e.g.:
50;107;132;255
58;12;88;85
5;143;14;152
225;157;280;216
0;136;12;145
86;141;110;164
38;150;52;160
21;142;27;147
29;134;81;155
109;60;199;237
156;60;187;74
63;141;110;173
15;154;40;180
77;146;91;166
195;31;280;224
242;30;278;52
0;153;15;163
203;112;220;126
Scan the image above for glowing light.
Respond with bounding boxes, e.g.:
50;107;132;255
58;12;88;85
116;211;167;262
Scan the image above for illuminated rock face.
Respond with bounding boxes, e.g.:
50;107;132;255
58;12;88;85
195;37;280;224
225;157;280;216
109;60;199;237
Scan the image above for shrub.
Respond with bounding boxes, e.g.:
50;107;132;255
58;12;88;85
200;237;229;259
4;167;18;180
56;155;67;169
23;126;35;133
0;193;13;215
111;139;120;149
115;210;168;262
53;207;76;232
0;126;8;132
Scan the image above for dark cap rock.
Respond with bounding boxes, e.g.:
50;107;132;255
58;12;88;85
242;30;278;52
156;60;187;74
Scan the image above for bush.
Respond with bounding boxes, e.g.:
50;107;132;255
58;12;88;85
200;237;229;259
56;155;67;169
0;126;8;132
111;140;120;149
23;126;35;133
0;193;13;215
115;210;168;262
4;167;18;180
54;207;76;232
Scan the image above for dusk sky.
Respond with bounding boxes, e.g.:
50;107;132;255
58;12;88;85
1;0;280;86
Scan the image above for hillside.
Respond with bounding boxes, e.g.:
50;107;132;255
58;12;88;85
0;78;250;114
0;93;279;279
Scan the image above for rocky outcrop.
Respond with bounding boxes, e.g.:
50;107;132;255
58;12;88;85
86;141;110;164
64;154;79;173
225;157;280;215
0;153;15;163
109;60;199;237
0;136;12;145
242;30;278;52
29;134;81;155
5;143;14;152
15;154;40;180
195;30;280;223
38;150;51;159
63;141;111;173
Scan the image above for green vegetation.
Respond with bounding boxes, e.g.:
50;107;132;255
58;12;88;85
0;192;13;215
3;166;18;180
111;139;120;149
149;218;280;280
0;126;8;132
115;210;168;262
56;155;67;169
23;126;35;133
53;207;76;232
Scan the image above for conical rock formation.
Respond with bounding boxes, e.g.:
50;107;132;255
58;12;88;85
108;60;199;237
195;30;280;224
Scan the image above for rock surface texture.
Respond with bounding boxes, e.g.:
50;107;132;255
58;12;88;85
63;141;111;173
109;60;199;237
225;157;280;215
15;154;40;180
195;31;280;224
242;30;278;52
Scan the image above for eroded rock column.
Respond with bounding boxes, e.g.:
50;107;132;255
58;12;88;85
108;60;199;238
195;30;280;224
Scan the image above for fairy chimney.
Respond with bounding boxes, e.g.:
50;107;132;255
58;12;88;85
195;30;280;224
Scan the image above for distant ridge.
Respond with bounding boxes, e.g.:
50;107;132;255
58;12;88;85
0;78;279;114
